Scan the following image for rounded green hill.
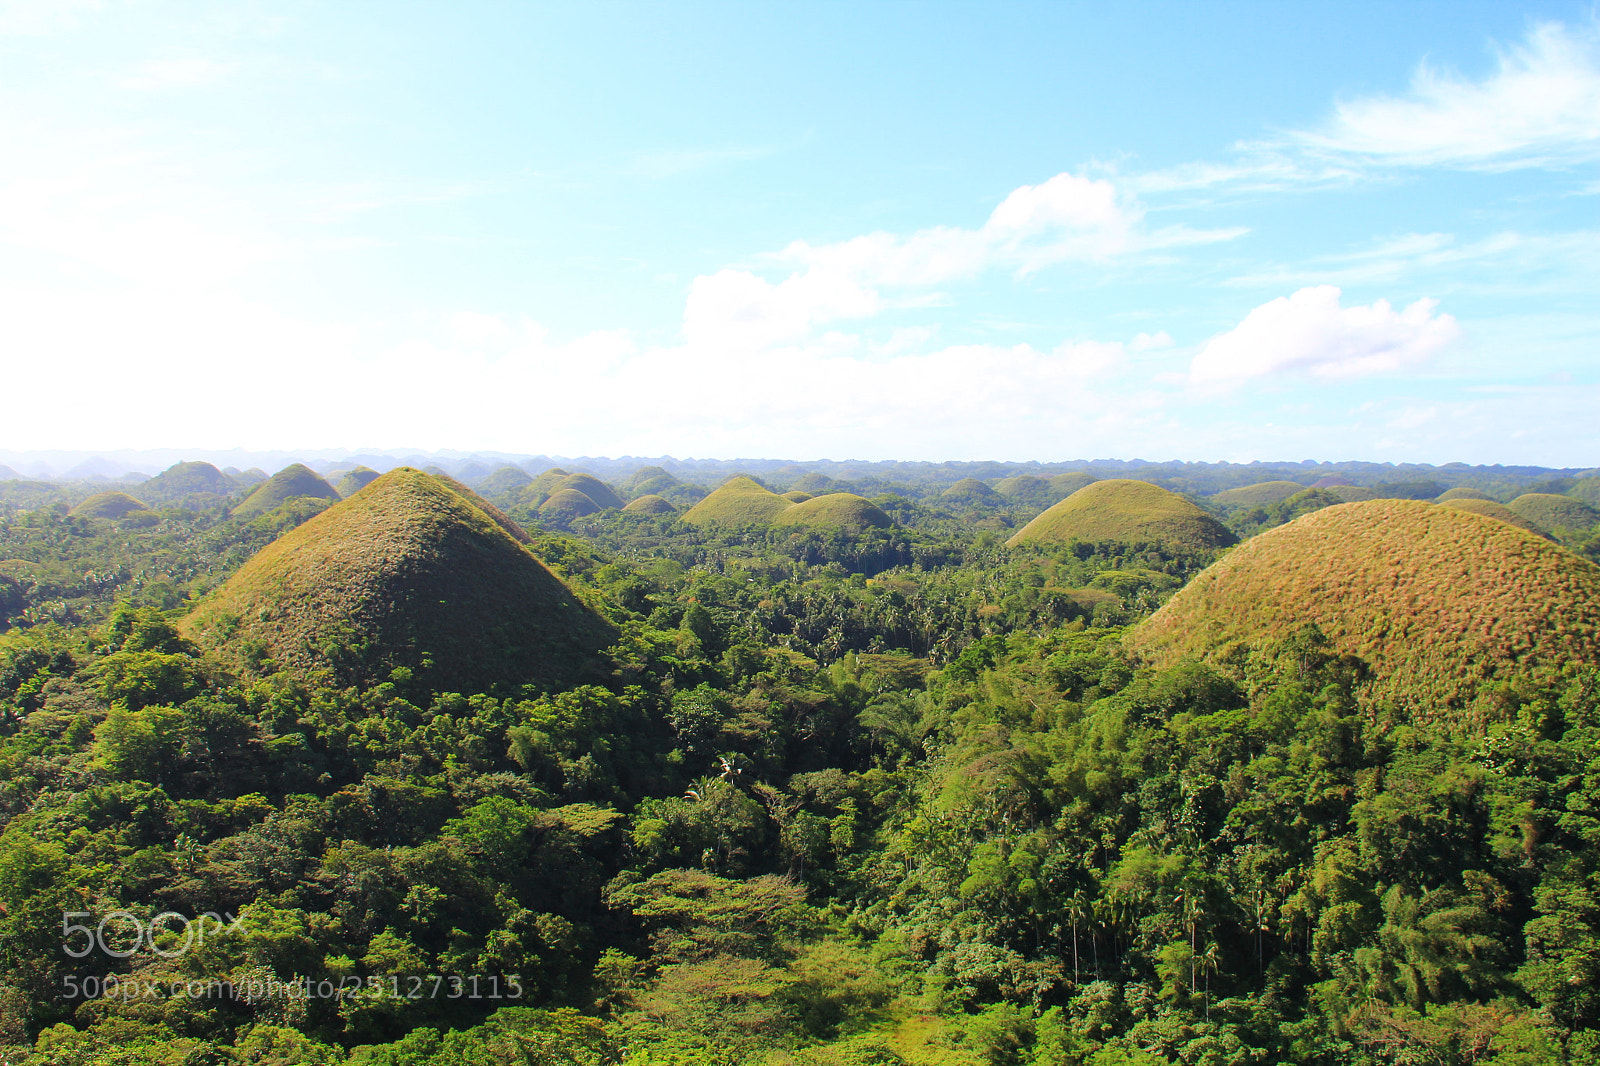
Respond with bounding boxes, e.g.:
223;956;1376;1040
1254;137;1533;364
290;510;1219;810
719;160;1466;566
1048;472;1097;497
1127;500;1600;710
773;493;894;533
1437;487;1493;502
554;473;623;509
623;494;676;515
1439;498;1550;538
681;477;793;527
69;491;149;519
142;461;233;503
1510;493;1600;539
942;478;1000;504
479;465;534;497
336;466;381;498
232;464;341;519
183;467;614;689
1006;479;1237;551
995;475;1050;498
1213;481;1305;507
540;488;602;520
782;491;814;503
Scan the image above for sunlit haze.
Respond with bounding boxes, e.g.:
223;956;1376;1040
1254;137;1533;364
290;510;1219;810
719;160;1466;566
3;1;1598;464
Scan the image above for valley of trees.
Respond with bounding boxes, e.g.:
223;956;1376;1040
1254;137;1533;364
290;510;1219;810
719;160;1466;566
3;455;1600;1065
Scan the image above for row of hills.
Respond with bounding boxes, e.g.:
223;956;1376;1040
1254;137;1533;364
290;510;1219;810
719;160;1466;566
11;452;1600;717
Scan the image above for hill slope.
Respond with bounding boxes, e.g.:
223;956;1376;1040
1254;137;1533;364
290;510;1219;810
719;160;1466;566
1007;479;1236;551
772;493;894;532
1127;500;1600;710
1213;481;1305;507
1510;493;1600;539
142;461;233;503
69;491;149;519
681;477;793;527
184;468;614;689
232;464;341;519
1440;497;1550;538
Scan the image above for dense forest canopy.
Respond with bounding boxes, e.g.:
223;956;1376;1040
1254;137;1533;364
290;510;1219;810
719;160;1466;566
2;453;1600;1065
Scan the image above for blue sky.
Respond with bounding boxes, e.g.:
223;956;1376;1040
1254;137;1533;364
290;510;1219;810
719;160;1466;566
2;1;1597;464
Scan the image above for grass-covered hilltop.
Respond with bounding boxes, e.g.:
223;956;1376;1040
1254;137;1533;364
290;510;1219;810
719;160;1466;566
4;449;1600;1065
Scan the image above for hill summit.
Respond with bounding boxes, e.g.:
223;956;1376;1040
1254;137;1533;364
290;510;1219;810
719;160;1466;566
231;463;340;519
184;468;615;689
1127;499;1600;710
1006;479;1236;552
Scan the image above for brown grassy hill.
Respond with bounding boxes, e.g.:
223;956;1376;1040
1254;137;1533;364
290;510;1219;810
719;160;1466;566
69;491;149;519
1127;500;1600;711
232;464;341;519
681;477;794;527
1510;494;1600;540
183;467;614;690
555;473;623;509
1213;481;1305;507
1437;487;1493;502
1048;472;1098;498
623;494;676;515
142;461;233;503
336;467;381;498
942;478;1001;504
772;493;894;533
1440;498;1551;538
431;475;534;545
540;489;602;520
1007;479;1237;552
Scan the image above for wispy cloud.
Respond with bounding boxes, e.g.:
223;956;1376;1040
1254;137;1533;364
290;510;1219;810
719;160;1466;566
1294;21;1600;169
1190;285;1460;385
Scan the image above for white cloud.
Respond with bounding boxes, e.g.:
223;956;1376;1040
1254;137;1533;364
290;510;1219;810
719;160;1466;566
780;172;1242;287
1295;21;1600;168
1191;286;1460;385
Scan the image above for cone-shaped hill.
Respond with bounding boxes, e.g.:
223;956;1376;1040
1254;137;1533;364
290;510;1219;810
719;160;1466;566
69;491;149;519
1007;479;1236;552
540;489;602;520
1510;494;1600;538
1127;500;1600;710
142;461;233;503
682;477;794;527
184;468;615;689
994;475;1050;499
1049;472;1097;497
232;464;341;519
773;493;893;533
1440;498;1551;538
478;465;533;497
623;494;676;515
942;478;1001;504
336;466;381;497
554;473;623;509
1213;481;1305;507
